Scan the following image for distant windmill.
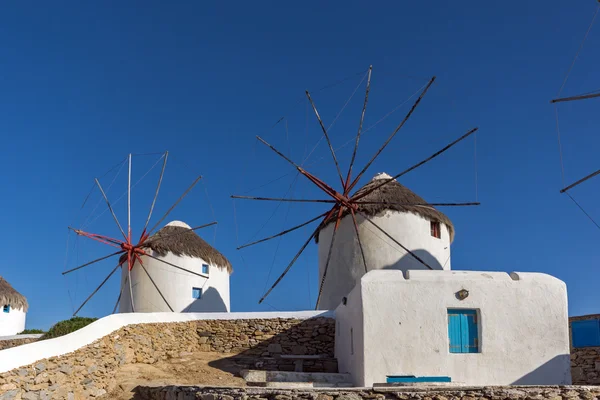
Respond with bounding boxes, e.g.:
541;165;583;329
232;65;480;309
552;2;600;225
63;152;221;315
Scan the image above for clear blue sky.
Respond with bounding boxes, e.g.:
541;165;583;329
1;1;599;330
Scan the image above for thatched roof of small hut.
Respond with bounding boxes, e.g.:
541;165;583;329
316;173;454;243
142;221;233;274
0;276;28;312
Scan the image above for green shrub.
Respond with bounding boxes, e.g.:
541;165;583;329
18;329;45;334
41;317;98;340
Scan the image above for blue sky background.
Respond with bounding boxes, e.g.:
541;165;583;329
1;1;599;330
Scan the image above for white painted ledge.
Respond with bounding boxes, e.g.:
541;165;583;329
0;310;333;373
0;334;43;341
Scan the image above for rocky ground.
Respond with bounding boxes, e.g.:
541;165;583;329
106;351;246;400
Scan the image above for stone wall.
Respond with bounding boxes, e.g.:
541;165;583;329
570;314;600;385
0;317;334;399
0;337;39;351
135;386;600;400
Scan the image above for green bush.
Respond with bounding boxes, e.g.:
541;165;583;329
18;329;45;334
41;317;98;340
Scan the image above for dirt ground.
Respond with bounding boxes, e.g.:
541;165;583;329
107;351;246;400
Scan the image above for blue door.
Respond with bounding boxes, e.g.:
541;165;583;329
448;309;479;353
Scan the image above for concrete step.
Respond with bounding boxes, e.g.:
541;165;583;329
241;369;352;386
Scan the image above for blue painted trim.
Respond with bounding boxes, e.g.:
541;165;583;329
386;376;451;383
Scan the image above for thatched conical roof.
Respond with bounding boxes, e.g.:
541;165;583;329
142;221;233;274
316;172;454;243
0;276;28;312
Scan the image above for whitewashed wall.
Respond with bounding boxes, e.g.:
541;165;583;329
335;270;571;386
119;250;230;313
318;210;452;310
0;310;333;374
0;307;26;336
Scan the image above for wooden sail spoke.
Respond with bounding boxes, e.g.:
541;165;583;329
354;201;480;207
113;274;128;314
306;90;345;187
560;168;600;193
145;253;209;279
314;221;339;309
347;76;436;193
350;209;368;274
144;222;217;245
73;262;121;316
359;212;433;270
62;250;124;275
353;127;478;201
237;211;330;250
135;254;174;312
231;195;335;204
147;174;202;236
551;91;600;104
258;207;338;304
141;151;168;241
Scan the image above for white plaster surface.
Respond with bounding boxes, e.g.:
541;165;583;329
318;210;451;310
335;270;570;386
0;334;43;341
0;310;333;373
0;307;26;336
119;249;230;313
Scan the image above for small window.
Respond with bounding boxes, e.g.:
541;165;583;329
448;309;479;353
202;264;209;274
572;319;600;348
2;305;9;313
192;287;202;299
431;221;441;239
350;327;354;355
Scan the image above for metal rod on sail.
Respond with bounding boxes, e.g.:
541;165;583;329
147;174;202;235
73;262;121;316
95;178;127;240
345;65;373;191
347;76;436;193
238;211;330;250
141;152;168;239
62;251;124;275
128;153;132;241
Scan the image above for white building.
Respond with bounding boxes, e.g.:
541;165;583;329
317;173;453;310
335;270;571;386
0;276;28;336
119;221;231;313
319;173;570;386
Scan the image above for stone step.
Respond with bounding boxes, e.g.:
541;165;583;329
248;381;355;388
241;369;352;385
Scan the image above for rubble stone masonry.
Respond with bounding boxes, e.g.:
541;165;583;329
0;317;334;399
570;314;600;385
